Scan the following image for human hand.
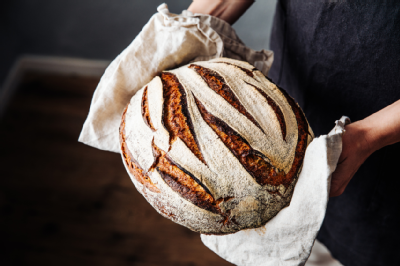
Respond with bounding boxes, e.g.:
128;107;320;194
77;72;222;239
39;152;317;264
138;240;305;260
329;121;373;197
330;100;400;197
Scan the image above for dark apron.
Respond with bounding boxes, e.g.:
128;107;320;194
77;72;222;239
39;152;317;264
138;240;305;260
269;1;400;265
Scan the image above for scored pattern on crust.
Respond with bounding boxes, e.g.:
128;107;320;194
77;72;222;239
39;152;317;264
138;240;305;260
246;82;287;141
213;61;255;77
120;106;159;193
161;72;206;165
120;58;314;234
272;86;311;185
175;63;298;173
141;86;156;131
194;95;296;190
150;141;220;214
189;64;264;133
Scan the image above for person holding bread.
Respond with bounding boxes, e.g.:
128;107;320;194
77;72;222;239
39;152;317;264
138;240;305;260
188;1;400;265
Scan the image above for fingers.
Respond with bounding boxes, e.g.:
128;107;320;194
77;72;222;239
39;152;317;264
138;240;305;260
329;154;362;197
329;163;354;197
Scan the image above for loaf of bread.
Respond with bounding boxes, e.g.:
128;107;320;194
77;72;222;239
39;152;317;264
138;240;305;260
120;58;313;235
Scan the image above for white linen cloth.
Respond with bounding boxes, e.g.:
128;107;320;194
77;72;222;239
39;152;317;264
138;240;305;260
78;4;349;265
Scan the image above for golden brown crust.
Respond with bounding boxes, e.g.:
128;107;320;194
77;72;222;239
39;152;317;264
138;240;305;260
189;64;263;133
150;143;237;227
120;106;160;193
150;143;221;214
160;72;206;165
121;96;223;214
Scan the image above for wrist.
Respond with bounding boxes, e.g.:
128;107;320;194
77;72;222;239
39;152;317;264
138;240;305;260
344;121;376;158
352;119;385;154
188;0;254;24
353;100;400;153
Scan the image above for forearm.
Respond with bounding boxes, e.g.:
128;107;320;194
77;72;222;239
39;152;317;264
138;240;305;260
353;99;400;154
188;0;254;24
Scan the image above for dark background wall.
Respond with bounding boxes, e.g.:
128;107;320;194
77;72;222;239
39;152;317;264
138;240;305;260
0;0;277;89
